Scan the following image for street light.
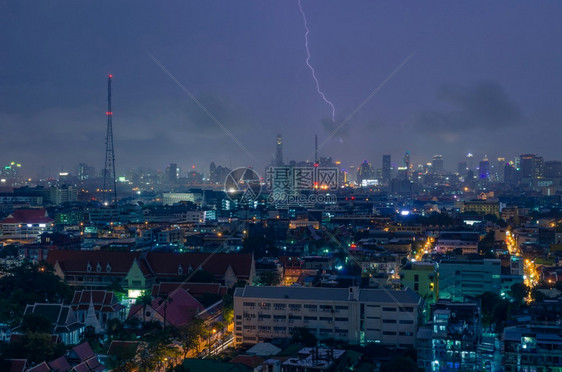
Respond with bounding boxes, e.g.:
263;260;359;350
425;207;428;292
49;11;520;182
208;328;216;356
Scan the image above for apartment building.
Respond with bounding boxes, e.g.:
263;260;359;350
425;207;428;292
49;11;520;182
439;258;501;301
233;286;421;348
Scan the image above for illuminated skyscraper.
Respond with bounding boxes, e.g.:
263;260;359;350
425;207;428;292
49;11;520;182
466;153;474;172
478;155;490;180
275;134;283;167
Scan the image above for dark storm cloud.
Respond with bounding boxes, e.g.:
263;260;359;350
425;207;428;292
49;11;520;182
320;117;351;138
116;92;253;144
414;81;524;136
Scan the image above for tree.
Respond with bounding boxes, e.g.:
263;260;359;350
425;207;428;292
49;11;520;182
138;293;153;324
491;300;510;331
381;356;419;372
480;292;501;327
20;313;53;333
1;332;66;364
256;271;281;286
179;317;206;356
290;327;317;347
478;231;495;255
509;282;529;303
0;262;73;325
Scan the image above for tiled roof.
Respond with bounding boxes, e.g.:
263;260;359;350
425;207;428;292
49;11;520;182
69;342;95;362
146;252;253;279
5;359;28;372
47;356;71;372
151;288;205;328
27;362;50;372
47;251;149;277
0;209;53;224
151;282;227;298
229;355;264;368
70;290;124;313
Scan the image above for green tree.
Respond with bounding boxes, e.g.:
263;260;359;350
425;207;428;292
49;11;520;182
1;332;66;364
137;293;153;324
256;271;281;286
480;292;501;327
290;327;317;347
491;300;511;331
509;282;529;303
0;262;73;325
20;313;53;333
381;356;419;372
179;317;206;355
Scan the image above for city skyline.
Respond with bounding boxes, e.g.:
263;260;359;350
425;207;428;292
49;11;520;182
2;1;562;175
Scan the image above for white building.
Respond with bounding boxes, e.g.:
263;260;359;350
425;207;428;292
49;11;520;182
233;286;421;348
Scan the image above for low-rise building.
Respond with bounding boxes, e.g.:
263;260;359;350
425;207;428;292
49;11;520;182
503;324;562;371
417;301;481;371
439;258;501;301
233;286;421;348
400;261;439;303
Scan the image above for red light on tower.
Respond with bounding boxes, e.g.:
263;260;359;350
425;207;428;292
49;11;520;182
108;74;113;79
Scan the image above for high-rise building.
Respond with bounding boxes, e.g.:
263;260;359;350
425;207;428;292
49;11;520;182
167;163;178;184
78;163;94;181
466;153;474;172
382;155;391;184
544;160;562;178
496;157;506;182
519;154;544;186
275;134;283;167
432;155;444;174
357;160;375;185
478;155;490;180
403;151;411;180
457;162;467;176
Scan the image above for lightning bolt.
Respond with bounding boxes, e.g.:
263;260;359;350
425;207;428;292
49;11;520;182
297;0;336;122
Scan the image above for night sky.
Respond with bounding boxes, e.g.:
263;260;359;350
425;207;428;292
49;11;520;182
2;1;562;177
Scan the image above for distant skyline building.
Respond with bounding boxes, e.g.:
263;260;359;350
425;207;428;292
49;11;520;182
382;155;391;184
403;151;411;179
466;153;474;172
458;161;467;176
496;157;506;182
357;160;375;185
544;160;562;178
275;134;283;167
519;153;544;181
478;155;490;180
432;155;444;175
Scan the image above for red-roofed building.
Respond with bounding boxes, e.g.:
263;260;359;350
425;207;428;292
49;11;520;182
128;287;206;328
47;356;71;372
229;355;264;369
70;290;126;331
0;209;53;239
151;282;228;298
145;252;255;286
48;251;254;296
5;359;28;372
26;362;50;372
66;342;105;372
48;250;153;298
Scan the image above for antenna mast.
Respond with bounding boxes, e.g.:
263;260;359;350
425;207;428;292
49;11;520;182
103;74;117;206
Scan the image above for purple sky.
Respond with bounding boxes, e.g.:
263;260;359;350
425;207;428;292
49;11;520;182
2;1;562;177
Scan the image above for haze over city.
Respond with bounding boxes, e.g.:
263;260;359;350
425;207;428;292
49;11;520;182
2;1;562;176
